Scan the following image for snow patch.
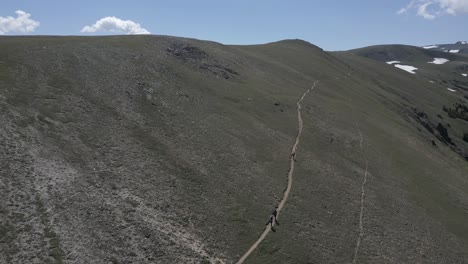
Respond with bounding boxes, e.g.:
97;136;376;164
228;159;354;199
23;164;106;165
449;50;460;53
429;81;434;83
394;64;418;74
428;58;449;64
447;88;456;92
386;61;401;65
462;73;467;77
423;45;438;49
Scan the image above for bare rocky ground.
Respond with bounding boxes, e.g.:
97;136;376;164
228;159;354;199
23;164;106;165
0;36;467;263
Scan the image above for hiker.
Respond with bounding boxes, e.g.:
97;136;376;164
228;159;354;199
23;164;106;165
272;208;280;226
431;140;437;147
265;215;276;232
265;208;280;230
266;215;274;227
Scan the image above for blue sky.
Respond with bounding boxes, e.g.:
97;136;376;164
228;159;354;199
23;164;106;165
1;0;467;50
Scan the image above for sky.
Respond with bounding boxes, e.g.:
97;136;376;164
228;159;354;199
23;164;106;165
1;0;467;50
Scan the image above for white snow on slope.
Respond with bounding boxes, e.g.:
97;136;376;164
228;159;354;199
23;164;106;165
386;61;401;64
423;45;438;49
447;88;456;92
462;73;467;77
428;58;449;64
449;50;460;53
394;64;418;74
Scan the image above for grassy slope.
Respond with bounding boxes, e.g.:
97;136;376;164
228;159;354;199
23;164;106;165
423;42;468;54
348;44;468;94
0;36;467;263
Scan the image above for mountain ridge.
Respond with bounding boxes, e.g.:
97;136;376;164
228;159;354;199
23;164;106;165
1;35;467;263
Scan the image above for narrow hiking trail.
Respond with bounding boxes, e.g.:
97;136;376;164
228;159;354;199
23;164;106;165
235;81;318;264
352;123;369;264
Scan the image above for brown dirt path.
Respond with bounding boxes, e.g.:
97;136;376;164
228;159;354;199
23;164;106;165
352;122;369;264
235;81;318;264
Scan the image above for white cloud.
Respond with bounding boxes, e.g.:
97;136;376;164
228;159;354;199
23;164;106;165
397;8;408;14
398;0;468;19
397;0;418;14
417;2;437;19
0;10;40;34
438;0;468;14
81;16;150;35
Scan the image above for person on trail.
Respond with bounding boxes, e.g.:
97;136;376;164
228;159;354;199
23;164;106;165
265;215;276;232
265;208;280;231
272;208;280;226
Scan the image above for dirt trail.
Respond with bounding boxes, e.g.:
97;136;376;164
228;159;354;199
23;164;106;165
352;124;369;264
235;81;318;264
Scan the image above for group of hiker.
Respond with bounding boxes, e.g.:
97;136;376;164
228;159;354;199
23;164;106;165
264;151;298;231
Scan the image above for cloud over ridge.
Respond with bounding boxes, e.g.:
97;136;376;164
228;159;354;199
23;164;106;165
0;10;40;34
81;16;150;35
398;0;468;19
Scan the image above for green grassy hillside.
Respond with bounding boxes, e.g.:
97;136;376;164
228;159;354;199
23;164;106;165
349;44;467;62
1;36;467;263
422;42;468;54
347;44;468;96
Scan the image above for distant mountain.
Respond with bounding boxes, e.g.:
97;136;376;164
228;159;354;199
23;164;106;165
348;44;464;62
422;41;468;54
346;43;468;99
